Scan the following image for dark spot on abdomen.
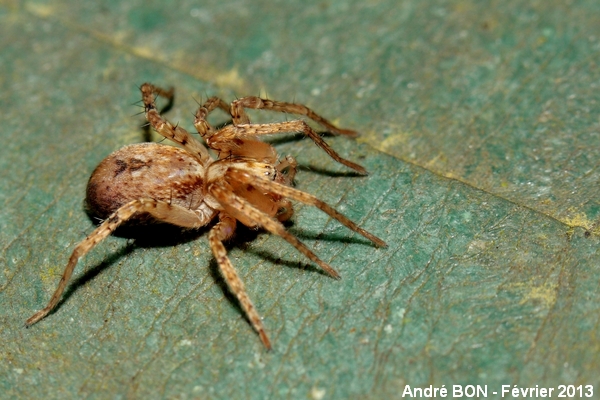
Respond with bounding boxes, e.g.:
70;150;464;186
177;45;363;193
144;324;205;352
114;159;127;177
128;158;151;171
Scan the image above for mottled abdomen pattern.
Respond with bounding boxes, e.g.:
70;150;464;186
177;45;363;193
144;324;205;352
86;143;205;219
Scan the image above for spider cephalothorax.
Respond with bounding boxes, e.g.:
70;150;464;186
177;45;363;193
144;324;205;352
26;83;387;349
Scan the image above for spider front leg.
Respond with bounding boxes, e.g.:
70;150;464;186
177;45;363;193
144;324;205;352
208;213;272;349
193;96;230;138
230;96;359;137
140;83;211;164
26;199;212;327
227;168;387;248
208;122;367;174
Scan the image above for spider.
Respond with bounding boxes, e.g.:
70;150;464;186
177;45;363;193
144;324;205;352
25;83;387;349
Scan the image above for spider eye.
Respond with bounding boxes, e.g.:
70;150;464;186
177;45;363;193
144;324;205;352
263;166;278;180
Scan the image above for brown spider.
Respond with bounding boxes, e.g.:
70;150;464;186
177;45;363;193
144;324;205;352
25;83;387;349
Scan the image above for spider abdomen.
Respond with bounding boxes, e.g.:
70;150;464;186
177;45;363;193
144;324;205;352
86;142;206;220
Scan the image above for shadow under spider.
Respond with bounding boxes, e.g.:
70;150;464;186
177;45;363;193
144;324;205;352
67;207;369;325
294;164;365;178
110;223;207;248
210;222;373;288
44;225;205;320
85;206;207;248
266;132;366;178
287;227;373;247
205;224;333;327
232;225;331;275
265;131;334;146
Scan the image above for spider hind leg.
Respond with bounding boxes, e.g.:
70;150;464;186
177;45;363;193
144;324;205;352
25;199;211;327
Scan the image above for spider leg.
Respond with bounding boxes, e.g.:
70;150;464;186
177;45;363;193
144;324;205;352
140;83;211;164
146;85;175;101
230;96;359;137
208;122;367;174
228;168;387;248
193;96;230;138
208;213;272;349
209;183;341;279
25;199;212;327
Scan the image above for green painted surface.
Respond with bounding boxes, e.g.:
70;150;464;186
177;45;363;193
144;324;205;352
1;0;599;398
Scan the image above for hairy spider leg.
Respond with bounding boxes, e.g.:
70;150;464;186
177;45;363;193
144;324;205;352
206;121;367;174
230;96;359;137
141;83;212;164
25;199;213;327
193;96;230;138
209;183;341;279
227;168;387;248
208;213;272;349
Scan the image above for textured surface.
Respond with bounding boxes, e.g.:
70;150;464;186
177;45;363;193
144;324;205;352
1;0;599;398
